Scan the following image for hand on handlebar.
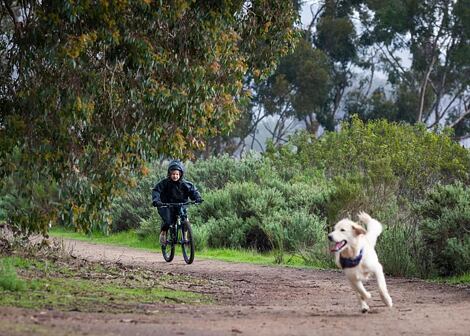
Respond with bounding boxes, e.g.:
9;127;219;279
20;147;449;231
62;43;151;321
155;201;199;207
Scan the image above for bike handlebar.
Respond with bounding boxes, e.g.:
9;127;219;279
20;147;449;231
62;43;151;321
157;201;199;208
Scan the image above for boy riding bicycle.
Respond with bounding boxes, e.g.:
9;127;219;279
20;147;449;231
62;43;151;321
152;160;202;245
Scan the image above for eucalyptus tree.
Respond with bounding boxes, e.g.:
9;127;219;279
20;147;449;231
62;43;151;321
347;0;470;140
0;0;298;234
254;0;358;143
257;37;332;145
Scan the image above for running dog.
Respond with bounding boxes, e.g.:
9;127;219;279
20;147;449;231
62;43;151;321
328;212;393;313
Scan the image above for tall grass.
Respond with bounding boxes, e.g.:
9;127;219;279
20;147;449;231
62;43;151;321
0;257;26;291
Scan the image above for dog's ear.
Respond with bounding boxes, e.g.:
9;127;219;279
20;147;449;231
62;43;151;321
352;223;367;236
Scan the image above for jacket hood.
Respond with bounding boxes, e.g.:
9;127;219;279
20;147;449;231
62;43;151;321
167;160;185;178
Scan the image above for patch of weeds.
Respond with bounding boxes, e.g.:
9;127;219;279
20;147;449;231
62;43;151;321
0;257;26;291
0;253;211;313
432;272;470;287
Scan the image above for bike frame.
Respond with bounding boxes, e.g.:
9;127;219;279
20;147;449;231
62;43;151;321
158;201;197;264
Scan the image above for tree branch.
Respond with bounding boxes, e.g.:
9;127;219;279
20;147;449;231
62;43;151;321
418;55;436;122
2;0;18;28
448;104;470;129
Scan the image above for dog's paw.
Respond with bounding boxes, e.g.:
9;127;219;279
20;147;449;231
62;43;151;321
360;302;370;313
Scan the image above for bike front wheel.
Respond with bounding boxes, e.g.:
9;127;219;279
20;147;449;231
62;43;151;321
162;229;175;262
181;222;195;264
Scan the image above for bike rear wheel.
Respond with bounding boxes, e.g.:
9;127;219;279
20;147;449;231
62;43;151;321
161;228;175;262
181;222;195;264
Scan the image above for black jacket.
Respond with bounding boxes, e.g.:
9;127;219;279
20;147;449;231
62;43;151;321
151;160;202;205
152;178;201;204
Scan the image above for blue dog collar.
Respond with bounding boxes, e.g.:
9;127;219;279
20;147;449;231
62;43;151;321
340;249;364;269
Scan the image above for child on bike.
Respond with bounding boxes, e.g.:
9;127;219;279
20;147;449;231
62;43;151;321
152;160;203;245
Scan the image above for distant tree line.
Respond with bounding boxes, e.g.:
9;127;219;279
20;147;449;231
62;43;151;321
205;0;470;156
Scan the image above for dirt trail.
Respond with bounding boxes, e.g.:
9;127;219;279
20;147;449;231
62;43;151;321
2;239;470;336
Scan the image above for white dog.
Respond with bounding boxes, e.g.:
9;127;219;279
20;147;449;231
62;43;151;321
328;212;393;313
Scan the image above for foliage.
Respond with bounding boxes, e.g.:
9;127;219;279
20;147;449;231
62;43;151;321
349;0;470;135
0;1;299;235
378;223;426;277
191;182;284;250
189;160;335;262
418;183;470;276
266;118;470;222
0;257;26;291
64;126;468;278
260;119;469;276
0;255;208;311
257;37;333;139
136;215;161;243
197;0;470;155
261;209;331;265
109;166;159;233
185;153;263;191
315;0;357;65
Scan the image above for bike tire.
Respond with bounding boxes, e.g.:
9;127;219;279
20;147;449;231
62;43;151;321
162;228;175;262
181;222;195;264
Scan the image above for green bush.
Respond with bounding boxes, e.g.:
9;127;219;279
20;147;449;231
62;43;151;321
190;175;335;263
418;183;470;276
191;182;286;251
185;154;263;191
259;162;335;218
104;121;469;278
378;223;427;277
110;162;168;233
0;257;26;292
263;118;470;276
261;209;332;266
266;117;470;212
136;216;161;242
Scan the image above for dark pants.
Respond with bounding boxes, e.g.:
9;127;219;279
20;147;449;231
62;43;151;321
158;207;188;231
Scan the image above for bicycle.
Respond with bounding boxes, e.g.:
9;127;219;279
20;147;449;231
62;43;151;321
157;201;197;264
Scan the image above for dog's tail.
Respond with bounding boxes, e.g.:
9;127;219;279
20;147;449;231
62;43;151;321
357;212;383;247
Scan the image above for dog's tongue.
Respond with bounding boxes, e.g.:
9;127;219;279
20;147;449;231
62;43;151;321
331;242;343;252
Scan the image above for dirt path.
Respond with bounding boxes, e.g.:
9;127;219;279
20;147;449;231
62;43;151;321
3;239;470;336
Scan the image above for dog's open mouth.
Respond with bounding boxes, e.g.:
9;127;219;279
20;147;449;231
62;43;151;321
330;240;347;252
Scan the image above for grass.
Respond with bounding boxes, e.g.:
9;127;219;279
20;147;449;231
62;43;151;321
49;227;470;284
0;255;209;312
49;227;314;268
434;273;470;286
51;226;158;250
200;248;307;267
0;257;27;291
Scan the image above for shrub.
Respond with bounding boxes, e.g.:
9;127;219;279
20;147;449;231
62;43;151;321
266;117;470;209
136;216;161;241
111;161;166;233
418;183;470;276
259;162;335;218
110;189;153;233
261;209;332;266
378;223;426;277
0;257;26;291
185;154;263;191
191;182;286;251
